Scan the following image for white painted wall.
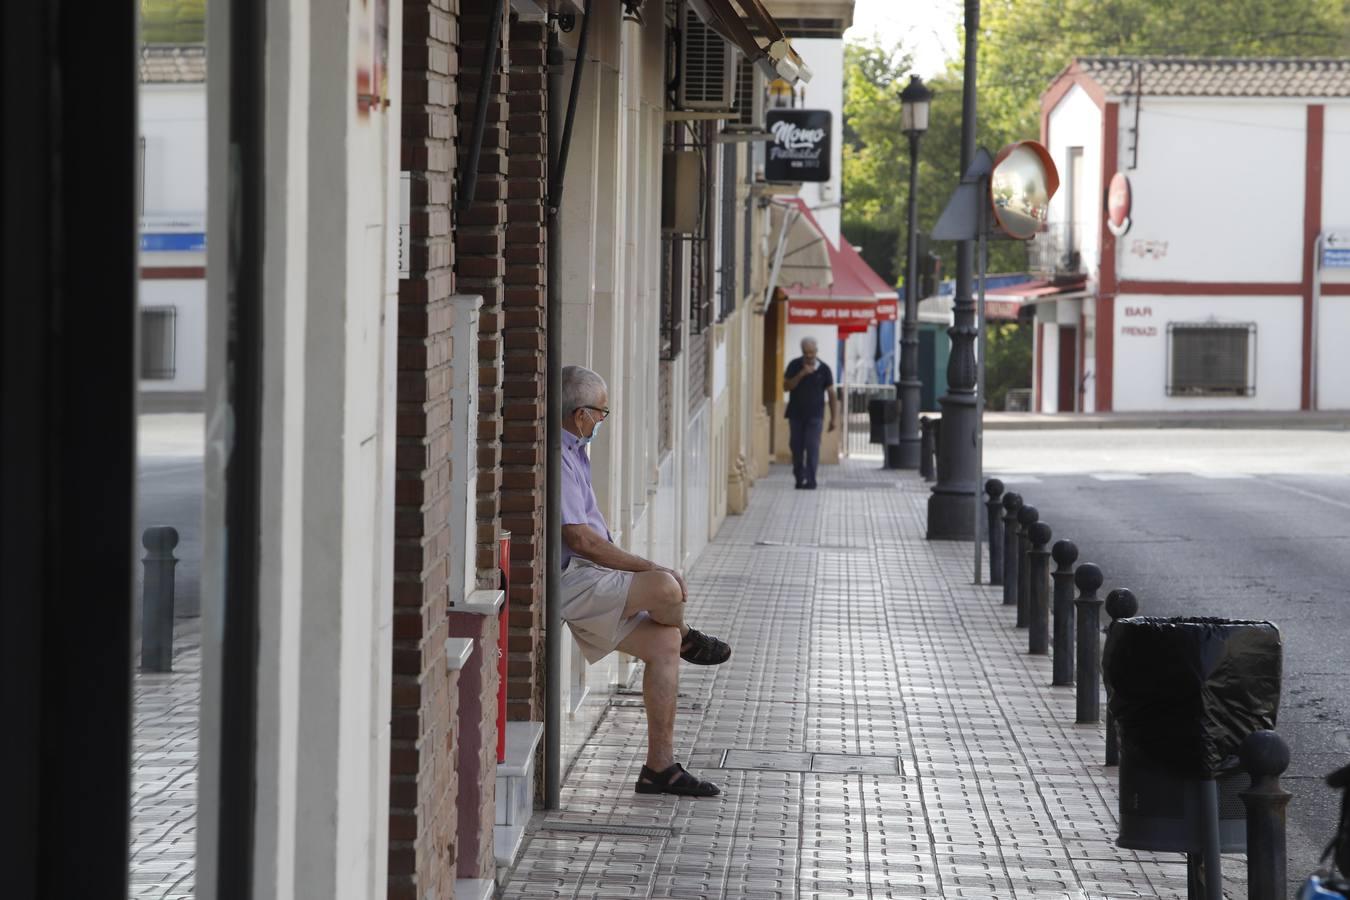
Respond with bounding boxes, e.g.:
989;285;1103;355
140;84;207;217
1038;316;1060;413
138;279;207;392
793;37;843;245
1317;104;1350;409
1317;298;1350;409
1118;99;1306;285
200;0;401;896
1109;295;1302;411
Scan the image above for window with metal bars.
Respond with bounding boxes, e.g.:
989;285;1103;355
659;235;683;361
1166;322;1256;397
689;122;713;335
140;306;177;380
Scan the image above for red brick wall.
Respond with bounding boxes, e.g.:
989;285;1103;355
456;2;509;589
447;611;500;880
500;20;548;724
391;0;461;896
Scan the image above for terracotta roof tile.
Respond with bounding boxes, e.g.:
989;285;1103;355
140;45;207;84
1074;56;1350;98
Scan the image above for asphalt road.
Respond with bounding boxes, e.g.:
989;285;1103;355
986;428;1350;881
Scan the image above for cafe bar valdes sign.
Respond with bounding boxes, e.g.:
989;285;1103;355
766;109;831;183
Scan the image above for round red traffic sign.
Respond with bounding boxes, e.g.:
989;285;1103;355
1107;172;1132;236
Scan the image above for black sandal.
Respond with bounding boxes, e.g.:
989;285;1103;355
680;628;731;666
634;763;721;797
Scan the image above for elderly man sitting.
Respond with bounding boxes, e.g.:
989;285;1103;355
559;365;731;797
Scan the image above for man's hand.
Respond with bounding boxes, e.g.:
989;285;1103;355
828;418;838;433
803;359;818;373
661;567;689;602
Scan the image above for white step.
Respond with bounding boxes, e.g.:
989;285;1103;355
453;879;494;900
494;721;543;868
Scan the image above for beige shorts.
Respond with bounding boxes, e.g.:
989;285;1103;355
560;558;648;663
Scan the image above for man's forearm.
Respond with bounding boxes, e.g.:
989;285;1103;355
566;525;660;573
828;393;839;422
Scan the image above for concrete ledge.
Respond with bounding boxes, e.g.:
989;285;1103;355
452;879;494;900
444;638;474;673
455;588;505;616
494;821;529;869
498;721;544;778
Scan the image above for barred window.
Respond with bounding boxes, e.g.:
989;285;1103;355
140;306;177;380
1166;322;1256;397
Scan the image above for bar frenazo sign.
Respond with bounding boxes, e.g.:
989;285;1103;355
765;109;832;183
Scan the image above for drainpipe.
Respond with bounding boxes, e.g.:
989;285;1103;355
545;0;593;812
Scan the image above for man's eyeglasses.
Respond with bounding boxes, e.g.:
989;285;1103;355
576;405;610;420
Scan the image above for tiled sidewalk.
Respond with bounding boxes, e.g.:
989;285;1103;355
129;619;201;900
503;460;1234;899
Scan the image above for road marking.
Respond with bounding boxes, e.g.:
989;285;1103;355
993;474;1042;484
1263;478;1350;513
1193;472;1254;480
1089;472;1146;481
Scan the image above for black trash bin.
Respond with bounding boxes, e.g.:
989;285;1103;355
867;397;899;446
1103;617;1281;882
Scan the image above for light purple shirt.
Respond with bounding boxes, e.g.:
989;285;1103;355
561;429;611;569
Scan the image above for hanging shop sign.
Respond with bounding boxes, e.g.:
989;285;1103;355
788;300;875;327
765;109;832;183
875;299;899;321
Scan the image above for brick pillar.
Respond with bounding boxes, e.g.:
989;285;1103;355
451;0;509;882
456;2;508;588
390;0;461;897
500;20;548;723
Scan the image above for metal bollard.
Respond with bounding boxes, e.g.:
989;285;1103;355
1027;521;1052;655
1074;562;1104;724
1240;730;1291;900
141;525;179;673
985;479;1004;586
1051;540;1078;686
1102;588;1138;764
1001;493;1023;607
1015;505;1039;628
919;417;935;481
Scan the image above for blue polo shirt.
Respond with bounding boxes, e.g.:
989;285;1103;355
784;357;833;420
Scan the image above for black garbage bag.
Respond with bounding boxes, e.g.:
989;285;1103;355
1103;616;1281;779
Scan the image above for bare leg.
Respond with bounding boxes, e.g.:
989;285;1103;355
624;570;687;637
617;619;682;771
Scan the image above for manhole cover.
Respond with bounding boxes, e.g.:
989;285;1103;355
538;820;674;838
719;749;903;775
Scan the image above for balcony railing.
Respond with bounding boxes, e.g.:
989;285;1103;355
1028;222;1086;277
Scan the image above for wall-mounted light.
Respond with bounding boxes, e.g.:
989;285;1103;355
622;0;644;24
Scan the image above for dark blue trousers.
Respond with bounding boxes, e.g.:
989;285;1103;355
789;416;824;487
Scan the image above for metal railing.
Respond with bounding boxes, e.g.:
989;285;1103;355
841;383;895;458
1028;222;1085;277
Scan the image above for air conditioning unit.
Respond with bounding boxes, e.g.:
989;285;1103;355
729;56;765;130
678;1;737;112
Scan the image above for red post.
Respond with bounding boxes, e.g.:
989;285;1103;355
497;531;510;763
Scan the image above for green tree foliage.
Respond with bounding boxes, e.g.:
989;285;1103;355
985;322;1032;411
980;0;1350;139
842;39;1025;293
142;0;207;44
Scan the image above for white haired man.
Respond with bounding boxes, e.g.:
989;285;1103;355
783;337;837;489
558;365;731;797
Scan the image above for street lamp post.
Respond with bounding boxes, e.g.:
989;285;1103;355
928;0;981;539
893;74;931;470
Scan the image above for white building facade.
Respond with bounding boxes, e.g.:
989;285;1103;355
1034;57;1350;413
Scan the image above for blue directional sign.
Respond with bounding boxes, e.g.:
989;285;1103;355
1324;248;1350;269
141;232;206;252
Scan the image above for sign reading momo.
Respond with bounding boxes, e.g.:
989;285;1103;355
765;109;832;183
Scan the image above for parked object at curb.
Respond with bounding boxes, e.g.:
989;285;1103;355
1001;492;1023;607
1027;521;1051;655
1298;761;1350;900
141;525;179;673
1073;563;1103;724
1103;588;1139;766
1241;730;1291;900
1104;616;1282;900
985;478;1004;586
1050;539;1077;686
1015;504;1038;628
